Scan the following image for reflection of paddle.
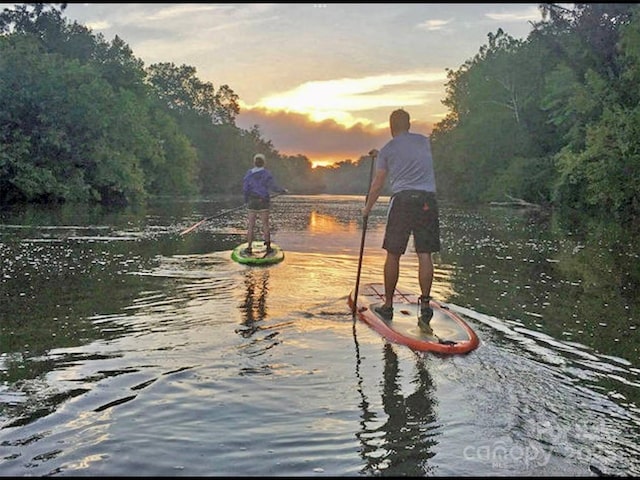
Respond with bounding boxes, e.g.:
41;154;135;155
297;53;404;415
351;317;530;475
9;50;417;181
352;150;377;317
179;192;284;236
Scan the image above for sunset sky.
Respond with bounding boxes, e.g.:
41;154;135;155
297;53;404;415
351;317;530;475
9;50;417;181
57;3;544;167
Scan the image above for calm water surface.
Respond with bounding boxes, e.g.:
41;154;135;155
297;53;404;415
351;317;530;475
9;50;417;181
1;195;638;476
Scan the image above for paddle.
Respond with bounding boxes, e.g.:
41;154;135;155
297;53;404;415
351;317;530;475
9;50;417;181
179;204;247;236
352;150;377;317
179;192;285;236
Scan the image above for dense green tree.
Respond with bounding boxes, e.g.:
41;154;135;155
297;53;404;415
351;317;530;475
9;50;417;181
0;34;143;203
432;2;640;223
432;28;548;204
145;62;239;124
534;3;639;220
145;62;246;194
552;6;640;222
269;153;326;194
0;3;197;204
317;155;378;196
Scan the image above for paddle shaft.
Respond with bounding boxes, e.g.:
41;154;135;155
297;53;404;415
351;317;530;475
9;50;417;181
179;204;246;236
179;192;284;236
352;216;368;316
352;152;377;316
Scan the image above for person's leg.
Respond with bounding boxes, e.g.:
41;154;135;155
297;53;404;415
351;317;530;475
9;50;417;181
417;252;434;299
413;191;439;304
383;251;401;308
379;194;409;315
261;210;270;246
411;192;439;327
247;210;257;248
417;251;434;327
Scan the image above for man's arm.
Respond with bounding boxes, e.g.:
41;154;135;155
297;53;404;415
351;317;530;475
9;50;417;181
362;168;387;217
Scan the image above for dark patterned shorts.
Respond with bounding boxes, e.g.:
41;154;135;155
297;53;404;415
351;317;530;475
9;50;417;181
383;190;440;254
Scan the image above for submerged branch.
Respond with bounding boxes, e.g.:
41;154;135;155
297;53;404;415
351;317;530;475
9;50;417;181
490;194;542;209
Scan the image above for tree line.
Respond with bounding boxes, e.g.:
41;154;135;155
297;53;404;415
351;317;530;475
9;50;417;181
1;3;639;225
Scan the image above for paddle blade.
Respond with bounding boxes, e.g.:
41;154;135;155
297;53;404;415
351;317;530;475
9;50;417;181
179;218;206;236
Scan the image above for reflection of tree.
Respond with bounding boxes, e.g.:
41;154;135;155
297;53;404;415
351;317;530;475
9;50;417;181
236;269;270;338
354;326;438;476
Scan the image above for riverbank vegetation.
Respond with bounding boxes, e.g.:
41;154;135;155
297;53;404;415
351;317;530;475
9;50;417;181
1;3;638;226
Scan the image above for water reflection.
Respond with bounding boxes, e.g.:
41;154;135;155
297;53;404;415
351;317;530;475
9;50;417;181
233;267;285;377
354;323;438;476
308;210;359;234
237;268;270;338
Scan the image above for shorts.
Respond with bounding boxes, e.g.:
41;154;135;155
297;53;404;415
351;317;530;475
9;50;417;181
246;195;270;212
382;190;440;254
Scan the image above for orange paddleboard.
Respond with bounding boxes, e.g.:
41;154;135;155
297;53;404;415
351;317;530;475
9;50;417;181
349;283;479;354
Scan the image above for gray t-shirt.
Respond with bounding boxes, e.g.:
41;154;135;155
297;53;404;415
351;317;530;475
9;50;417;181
376;131;436;194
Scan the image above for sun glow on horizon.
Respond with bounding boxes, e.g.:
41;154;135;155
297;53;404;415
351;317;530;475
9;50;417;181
251;71;447;129
308;152;370;169
237;71;444;168
311;158;347;169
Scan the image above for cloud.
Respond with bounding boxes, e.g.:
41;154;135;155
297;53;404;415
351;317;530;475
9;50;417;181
145;3;225;21
485;6;541;22
249;71;447;128
236;107;381;166
236;106;432;167
235;70;442;166
417;19;453;31
84;20;110;31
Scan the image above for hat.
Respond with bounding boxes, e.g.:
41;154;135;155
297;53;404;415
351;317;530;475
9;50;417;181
253;153;265;162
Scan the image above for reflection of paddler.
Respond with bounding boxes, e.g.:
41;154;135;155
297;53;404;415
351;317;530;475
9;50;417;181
356;342;438;476
237;269;270;338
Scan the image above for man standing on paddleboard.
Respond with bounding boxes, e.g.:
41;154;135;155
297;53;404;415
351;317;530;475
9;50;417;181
362;109;440;330
242;153;288;255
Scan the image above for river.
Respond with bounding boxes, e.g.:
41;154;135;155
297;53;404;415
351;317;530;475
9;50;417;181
1;194;638;476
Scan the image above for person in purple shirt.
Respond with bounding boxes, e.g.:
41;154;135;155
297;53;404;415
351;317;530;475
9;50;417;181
362;109;440;330
242;153;287;255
